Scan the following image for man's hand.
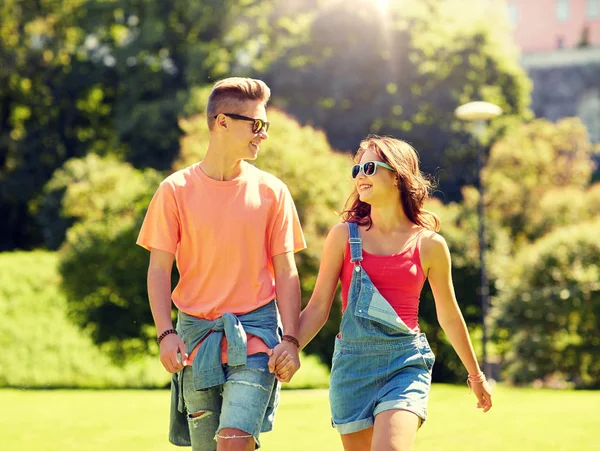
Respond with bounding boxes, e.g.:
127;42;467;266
268;341;300;383
159;333;188;373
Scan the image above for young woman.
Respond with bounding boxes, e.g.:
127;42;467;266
276;135;492;450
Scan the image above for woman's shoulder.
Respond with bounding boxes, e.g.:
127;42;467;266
419;229;450;258
419;228;444;242
329;222;350;241
324;222;350;250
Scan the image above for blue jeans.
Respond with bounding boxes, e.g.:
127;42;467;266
182;353;278;451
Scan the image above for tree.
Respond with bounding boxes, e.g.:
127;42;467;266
0;0;121;250
34;153;161;249
262;0;531;200
52;155;163;358
483;117;600;387
1;0;310;250
484;117;598;243
491;219;600;388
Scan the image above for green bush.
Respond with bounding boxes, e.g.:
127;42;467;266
0;251;169;388
484;117;597;243
43;155;168;359
490;219;600;387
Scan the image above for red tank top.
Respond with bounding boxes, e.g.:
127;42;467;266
340;229;427;331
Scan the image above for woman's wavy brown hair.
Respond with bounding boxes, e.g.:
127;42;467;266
342;135;440;232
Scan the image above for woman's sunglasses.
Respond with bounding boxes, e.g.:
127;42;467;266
351;161;394;179
214;113;270;134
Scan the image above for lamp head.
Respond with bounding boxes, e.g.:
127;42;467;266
455;101;503;121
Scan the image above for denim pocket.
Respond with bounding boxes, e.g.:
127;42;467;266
416;340;435;373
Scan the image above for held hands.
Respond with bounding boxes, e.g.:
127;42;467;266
267;340;300;383
159;333;189;373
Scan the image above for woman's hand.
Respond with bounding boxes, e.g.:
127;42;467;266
471;379;493;413
268;344;300;383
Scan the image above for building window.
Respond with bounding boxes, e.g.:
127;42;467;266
587;0;599;19
556;0;570;22
578;89;600;143
507;3;518;26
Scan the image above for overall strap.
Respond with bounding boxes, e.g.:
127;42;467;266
404;227;427;252
347;222;363;263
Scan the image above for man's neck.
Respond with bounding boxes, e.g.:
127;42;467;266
201;145;245;181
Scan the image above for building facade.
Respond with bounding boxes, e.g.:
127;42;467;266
506;0;600;143
507;0;600;52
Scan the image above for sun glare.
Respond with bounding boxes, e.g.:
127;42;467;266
371;0;390;11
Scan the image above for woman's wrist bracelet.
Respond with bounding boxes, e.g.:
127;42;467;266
157;328;177;344
281;335;300;348
466;371;486;389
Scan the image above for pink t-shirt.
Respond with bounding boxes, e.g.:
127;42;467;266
339;228;426;331
137;161;306;362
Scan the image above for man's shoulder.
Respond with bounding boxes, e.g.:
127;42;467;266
161;163;200;189
246;163;288;192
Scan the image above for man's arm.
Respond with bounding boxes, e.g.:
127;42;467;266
269;250;301;382
148;248;188;373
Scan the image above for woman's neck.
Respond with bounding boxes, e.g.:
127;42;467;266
369;204;414;233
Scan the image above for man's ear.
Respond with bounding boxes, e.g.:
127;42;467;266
215;114;228;130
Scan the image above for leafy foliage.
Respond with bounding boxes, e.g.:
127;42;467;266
1;0;310;251
0;251;169;388
52;156;164;357
0;0;122;250
263;0;531;199
484;118;599;243
484;118;600;386
491;219;600;387
33;154;161;249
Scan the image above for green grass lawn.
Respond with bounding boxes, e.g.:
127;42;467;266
1;384;596;451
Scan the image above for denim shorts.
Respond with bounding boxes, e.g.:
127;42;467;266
329;333;435;434
182;353;278;450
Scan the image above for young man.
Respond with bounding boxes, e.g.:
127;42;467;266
137;77;306;451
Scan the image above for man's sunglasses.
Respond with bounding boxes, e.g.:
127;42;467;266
351;161;395;179
214;113;270;134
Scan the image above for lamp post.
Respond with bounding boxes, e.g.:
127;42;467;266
454;101;502;379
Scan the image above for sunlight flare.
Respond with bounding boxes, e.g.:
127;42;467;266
371;0;390;11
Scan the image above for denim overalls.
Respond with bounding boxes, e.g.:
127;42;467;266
329;222;435;434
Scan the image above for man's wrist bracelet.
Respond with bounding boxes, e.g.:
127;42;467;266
157;328;177;344
281;335;300;348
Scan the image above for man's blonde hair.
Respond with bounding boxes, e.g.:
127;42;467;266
206;77;271;130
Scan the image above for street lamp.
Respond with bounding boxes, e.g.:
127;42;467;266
454;101;502;380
